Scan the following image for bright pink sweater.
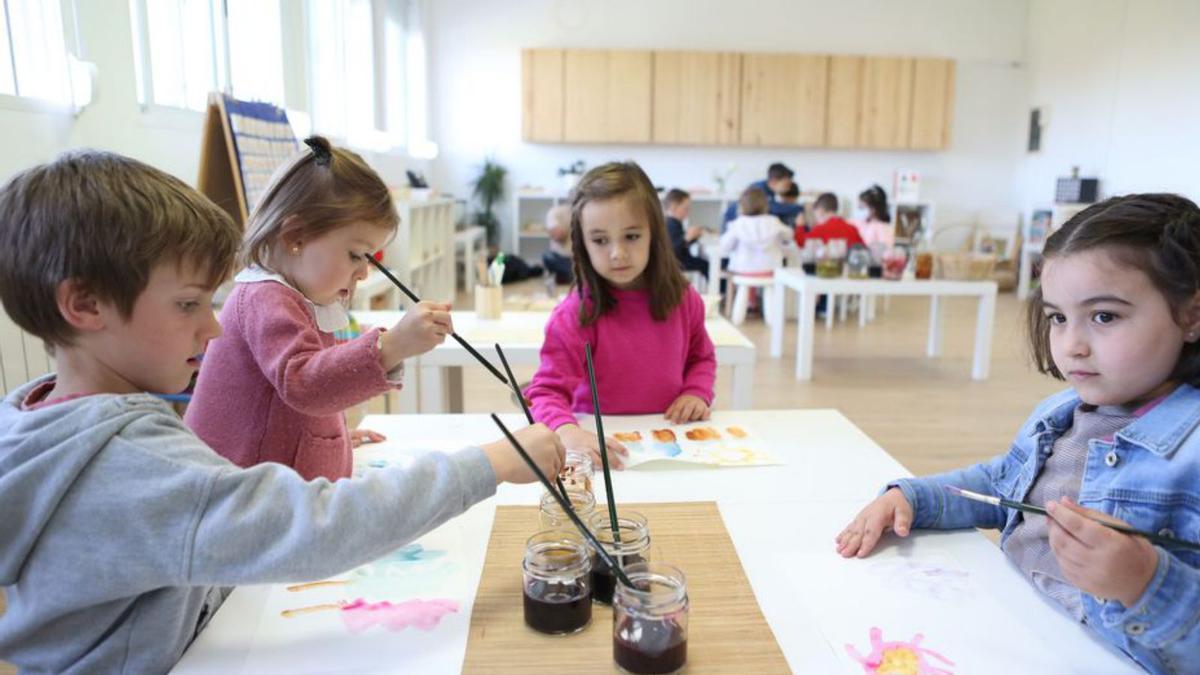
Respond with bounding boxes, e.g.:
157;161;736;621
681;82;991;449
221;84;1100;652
526;286;717;430
185;282;396;481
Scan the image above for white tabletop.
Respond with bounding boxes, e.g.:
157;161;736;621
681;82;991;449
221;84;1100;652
175;410;1136;674
773;266;998;296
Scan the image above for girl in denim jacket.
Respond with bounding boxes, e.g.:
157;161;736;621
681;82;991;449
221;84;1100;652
838;194;1200;674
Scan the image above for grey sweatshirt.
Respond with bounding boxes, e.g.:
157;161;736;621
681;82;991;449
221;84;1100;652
0;376;496;674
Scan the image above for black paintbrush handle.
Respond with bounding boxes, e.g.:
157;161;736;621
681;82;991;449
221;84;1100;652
585;342;621;542
1002;497;1200;552
494;343;569;500
490;414;634;587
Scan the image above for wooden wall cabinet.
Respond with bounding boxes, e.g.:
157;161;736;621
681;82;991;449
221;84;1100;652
909;58;956;150
739;53;828;147
653;51;741;145
562;49;652;143
825;55;864;148
859;57;915;149
521;49;564;142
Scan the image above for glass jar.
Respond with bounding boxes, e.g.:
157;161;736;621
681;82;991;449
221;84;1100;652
539;489;597;531
882;247;908;281
523;530;593;635
587;510;651;605
559;451;594;496
612;562;689;674
915;251;934;280
801;239;821;275
846;245;871;279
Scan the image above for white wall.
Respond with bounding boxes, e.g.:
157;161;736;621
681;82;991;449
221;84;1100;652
1018;0;1200;211
428;0;1031;242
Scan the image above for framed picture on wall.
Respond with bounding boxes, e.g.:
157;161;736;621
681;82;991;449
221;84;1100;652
1028;208;1053;244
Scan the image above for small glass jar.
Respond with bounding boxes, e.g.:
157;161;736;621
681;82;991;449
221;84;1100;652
612;562;689;674
539;489;597;531
846;245;871;279
882;247;908;281
559;451;594;496
523;530;593;635
915;251;934;280
587;510;651;605
801;239;821;275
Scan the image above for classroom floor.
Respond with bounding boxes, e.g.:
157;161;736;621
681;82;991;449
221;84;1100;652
0;284;1052;674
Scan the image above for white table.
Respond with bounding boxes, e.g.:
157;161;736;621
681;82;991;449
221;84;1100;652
454;226;487;295
175;410;1137;674
770;268;998;380
354;310;757;414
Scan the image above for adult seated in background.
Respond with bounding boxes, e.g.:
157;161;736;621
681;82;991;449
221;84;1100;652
854;184;894;249
664;188;709;279
541;204;573;284
795;193;865;247
722;162;804;230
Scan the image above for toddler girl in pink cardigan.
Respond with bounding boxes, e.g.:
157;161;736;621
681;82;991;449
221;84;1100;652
525;162;717;469
186;137;452;481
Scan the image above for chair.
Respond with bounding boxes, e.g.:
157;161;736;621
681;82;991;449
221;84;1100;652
728;274;777;326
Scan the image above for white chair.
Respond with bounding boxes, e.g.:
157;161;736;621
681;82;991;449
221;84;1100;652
728;274;777;326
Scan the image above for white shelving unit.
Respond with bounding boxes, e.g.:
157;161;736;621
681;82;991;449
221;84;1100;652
382;196;456;306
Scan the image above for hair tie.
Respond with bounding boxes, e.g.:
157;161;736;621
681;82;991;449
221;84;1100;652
303;136;332;167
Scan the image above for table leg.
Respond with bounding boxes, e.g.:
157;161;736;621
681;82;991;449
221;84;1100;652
927;295;943;357
419;363;447;413
707;256;721;298
972;290;997;380
796;289;817;380
838;293;849;323
858;293;867;328
731;361;755;408
825;295;834;329
770;278;787;357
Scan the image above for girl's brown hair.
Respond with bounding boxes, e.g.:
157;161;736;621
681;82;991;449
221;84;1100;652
1027;193;1200;385
738;187;769;216
569;162;688;326
241;136;398;269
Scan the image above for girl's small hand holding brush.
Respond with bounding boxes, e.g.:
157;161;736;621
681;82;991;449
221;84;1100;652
1046;497;1158;607
377;301;454;368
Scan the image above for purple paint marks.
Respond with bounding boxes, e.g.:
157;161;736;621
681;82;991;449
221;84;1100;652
339;598;460;633
846;626;954;675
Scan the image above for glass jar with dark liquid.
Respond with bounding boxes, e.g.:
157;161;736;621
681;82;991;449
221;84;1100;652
523;530;592;635
613;562;689;674
587;510;651;605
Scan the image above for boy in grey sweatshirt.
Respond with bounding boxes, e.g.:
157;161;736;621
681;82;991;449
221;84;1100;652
0;151;564;674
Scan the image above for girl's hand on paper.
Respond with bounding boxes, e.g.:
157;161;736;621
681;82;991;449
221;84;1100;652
556;423;628;470
664;395;710;425
1046;497;1158;607
350;429;386;448
836;488;914;558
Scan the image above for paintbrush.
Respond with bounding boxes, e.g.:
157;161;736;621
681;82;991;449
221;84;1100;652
494;343;571;501
585;342;621;543
945;486;1200;552
490;413;635;588
358;253;508;386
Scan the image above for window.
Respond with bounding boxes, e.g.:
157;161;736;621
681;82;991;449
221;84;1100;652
1;0;90;108
130;0;286;111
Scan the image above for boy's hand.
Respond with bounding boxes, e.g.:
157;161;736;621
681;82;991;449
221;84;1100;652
481;423;565;485
686;225;704;242
379;301;453;367
665;395;710;425
350;429;386;447
557;423;628;470
1046;497;1159;607
836;488;914;558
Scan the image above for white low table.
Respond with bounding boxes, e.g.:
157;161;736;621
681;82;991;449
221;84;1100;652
354;310;757;414
175;410;1136;674
769;268;998;380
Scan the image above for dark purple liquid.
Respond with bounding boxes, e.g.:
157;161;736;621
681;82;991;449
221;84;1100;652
591;553;646;605
613;617;687;674
523;580;591;634
802;262;817;276
868;264;883;278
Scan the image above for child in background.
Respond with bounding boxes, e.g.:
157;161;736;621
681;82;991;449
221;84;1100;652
837;194;1200;674
795;192;865;248
854;184;894;249
779;182;804;228
186;136;452;481
526;162;718;468
541;204;573;284
0;150;564;673
720;187;793;276
664;188;708;279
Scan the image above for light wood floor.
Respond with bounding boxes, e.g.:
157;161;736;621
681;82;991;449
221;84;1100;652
0;287;1053;673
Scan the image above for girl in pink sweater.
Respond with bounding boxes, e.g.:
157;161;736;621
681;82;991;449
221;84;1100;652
525;162;717;468
186;137;454;481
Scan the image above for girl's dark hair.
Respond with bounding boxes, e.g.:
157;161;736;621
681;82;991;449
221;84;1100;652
1026;193;1200;385
569;161;688;326
858;184;890;222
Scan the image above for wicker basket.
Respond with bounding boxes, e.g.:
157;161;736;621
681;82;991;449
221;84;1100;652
936;252;996;281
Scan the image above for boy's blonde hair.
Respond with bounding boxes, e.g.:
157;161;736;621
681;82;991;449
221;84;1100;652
241;136;399;270
0;150;240;348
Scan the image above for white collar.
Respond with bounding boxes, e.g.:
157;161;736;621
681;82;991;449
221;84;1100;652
234;266;350;333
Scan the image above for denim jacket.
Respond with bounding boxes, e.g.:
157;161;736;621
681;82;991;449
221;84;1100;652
893;385;1200;675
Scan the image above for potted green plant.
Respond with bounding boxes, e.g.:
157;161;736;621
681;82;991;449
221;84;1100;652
471;157;507;248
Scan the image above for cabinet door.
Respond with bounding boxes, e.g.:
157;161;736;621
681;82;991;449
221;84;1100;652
563;49;652;143
825;56;863;148
522;49;564;142
859;57;914;149
909;58;955;150
740;53;828;147
653;51;741;145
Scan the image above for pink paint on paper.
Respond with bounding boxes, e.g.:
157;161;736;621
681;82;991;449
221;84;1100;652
339;598;460;633
846;626;954;675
